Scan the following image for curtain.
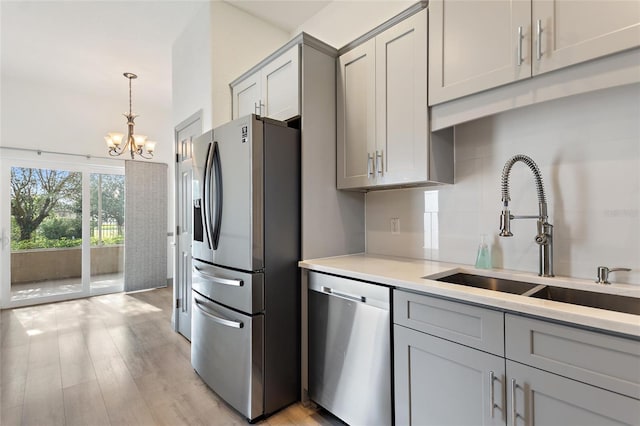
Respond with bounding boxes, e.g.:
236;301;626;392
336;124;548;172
124;160;168;292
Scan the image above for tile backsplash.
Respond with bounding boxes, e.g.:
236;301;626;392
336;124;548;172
366;83;640;285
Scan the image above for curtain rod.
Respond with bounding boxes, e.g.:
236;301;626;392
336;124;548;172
0;146;122;161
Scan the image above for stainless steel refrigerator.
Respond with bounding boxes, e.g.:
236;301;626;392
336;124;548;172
190;114;300;421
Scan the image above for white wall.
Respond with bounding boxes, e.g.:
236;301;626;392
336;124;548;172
173;0;289;130
366;84;640;285
172;2;214;132
2;63;176;280
171;2;288;285
210;1;289;128
1;74;173;164
295;1;414;48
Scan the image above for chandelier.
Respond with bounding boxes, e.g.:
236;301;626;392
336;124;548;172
104;72;156;159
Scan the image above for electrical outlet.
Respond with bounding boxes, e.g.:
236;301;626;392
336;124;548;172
391;218;400;234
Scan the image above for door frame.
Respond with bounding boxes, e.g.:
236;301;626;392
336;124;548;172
0;152;124;308
173;110;202;335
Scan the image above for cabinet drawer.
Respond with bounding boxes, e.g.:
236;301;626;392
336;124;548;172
505;313;640;399
394;290;504;356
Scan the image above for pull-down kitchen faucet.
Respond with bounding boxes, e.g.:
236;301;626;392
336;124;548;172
499;155;554;277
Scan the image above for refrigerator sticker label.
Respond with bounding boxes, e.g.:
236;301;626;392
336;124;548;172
241;126;248;143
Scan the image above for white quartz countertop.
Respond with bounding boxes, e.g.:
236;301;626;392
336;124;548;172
299;254;640;338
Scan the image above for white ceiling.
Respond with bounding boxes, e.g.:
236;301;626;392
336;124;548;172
225;0;330;33
1;0;329;109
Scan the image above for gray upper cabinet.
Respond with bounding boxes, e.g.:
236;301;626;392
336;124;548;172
531;0;640;77
336;38;376;189
232;44;300;121
428;0;531;106
232;71;261;119
230;33;366;260
338;8;453;190
429;0;640;105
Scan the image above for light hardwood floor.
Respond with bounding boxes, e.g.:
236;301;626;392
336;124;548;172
0;287;343;426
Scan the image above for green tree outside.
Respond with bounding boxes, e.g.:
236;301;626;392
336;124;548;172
90;174;125;237
11;167;82;242
10;168;125;250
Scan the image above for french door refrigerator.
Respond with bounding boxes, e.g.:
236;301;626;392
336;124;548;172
190;114;300;422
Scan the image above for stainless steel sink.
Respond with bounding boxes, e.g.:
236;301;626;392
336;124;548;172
529;286;640;315
433;273;542;295
430;272;640;316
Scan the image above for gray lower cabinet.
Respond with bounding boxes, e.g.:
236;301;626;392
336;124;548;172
505;313;640;400
507;360;640;426
393;289;640;425
394;324;506;426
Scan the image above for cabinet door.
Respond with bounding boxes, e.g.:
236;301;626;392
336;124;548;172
507;360;640;426
261;45;300;120
532;0;640;76
337;39;376;189
375;9;429;186
429;0;531;105
394;325;506;426
232;72;260;119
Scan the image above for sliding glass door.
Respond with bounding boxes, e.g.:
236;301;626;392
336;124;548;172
89;173;125;295
0;156;124;308
9;166;83;302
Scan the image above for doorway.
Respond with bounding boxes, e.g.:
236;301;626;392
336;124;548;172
0;157;125;308
173;111;202;340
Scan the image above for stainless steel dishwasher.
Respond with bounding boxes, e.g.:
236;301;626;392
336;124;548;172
308;271;392;426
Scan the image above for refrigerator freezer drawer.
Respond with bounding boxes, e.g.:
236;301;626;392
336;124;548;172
191;290;264;421
192;260;264;314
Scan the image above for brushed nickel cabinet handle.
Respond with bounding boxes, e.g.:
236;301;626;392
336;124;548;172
368;153;375;177
489;371;496;418
517;26;524;66
511;378;518;425
536;19;543;61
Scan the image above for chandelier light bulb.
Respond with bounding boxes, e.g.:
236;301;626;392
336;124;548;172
108;132;124;146
133;134;147;146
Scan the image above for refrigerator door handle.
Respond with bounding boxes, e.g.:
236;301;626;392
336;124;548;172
194;266;244;287
202;142;214;249
194;297;244;329
211;141;223;250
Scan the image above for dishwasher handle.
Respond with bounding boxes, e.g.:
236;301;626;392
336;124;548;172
321;286;366;303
